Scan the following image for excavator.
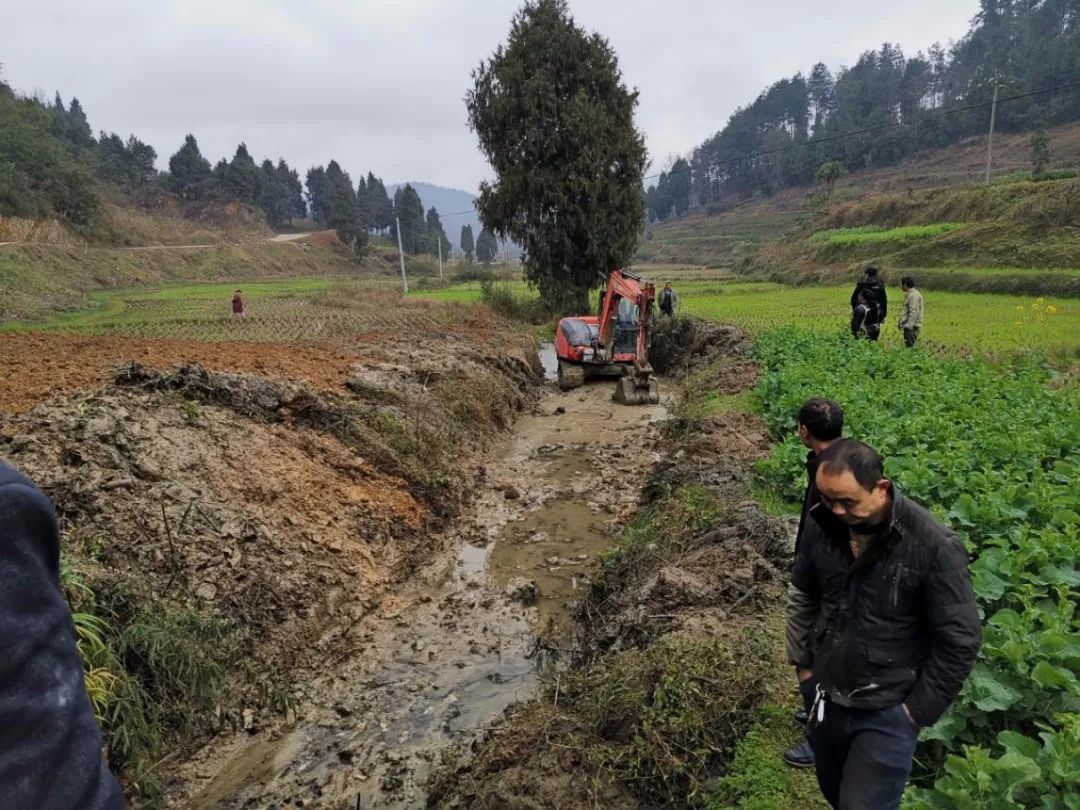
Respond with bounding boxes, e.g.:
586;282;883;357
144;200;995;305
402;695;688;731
553;269;660;405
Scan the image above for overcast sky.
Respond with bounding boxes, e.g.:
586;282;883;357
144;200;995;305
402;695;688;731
2;0;978;196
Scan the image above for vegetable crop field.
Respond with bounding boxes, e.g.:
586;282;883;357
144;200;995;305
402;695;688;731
751;328;1080;808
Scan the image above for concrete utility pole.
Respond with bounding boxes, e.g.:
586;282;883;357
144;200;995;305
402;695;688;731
437;235;444;279
395;216;408;294
985;77;1000;185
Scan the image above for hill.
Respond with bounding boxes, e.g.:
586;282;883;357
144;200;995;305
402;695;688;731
637;120;1080;296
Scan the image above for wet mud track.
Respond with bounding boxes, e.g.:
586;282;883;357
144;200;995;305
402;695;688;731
175;367;668;809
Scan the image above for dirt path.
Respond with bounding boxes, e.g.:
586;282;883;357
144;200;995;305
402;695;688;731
171;364;668;809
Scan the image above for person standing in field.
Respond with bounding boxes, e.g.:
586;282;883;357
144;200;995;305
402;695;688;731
784;398;844;770
658;282;678;317
231;289;245;319
788;439;980;810
850;267;887;340
0;460;124;809
898;276;923;348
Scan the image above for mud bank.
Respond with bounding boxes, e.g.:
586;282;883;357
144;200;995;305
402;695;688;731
0;327;541;803
167;366;669;808
429;323;796;809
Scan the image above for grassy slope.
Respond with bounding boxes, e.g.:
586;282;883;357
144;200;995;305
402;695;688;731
638;122;1080;292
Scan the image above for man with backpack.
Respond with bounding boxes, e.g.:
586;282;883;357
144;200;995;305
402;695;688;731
850;267;887;340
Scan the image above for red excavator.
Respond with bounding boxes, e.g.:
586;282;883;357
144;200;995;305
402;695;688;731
553;269;659;405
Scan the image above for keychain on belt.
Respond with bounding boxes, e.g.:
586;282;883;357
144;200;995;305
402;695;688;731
809;683;827;727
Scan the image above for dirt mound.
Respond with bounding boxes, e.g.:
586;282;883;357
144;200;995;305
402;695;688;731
0;333;364;413
649;317;751;377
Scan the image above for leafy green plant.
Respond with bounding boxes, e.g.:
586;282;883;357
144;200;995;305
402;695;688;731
750;326;1080;807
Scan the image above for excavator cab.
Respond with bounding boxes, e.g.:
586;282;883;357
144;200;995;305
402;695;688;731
553;269;659;405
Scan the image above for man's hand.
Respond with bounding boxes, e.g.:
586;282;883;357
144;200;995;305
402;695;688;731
796;667;814;683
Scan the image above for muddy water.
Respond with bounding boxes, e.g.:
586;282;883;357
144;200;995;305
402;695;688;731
176;364;666;809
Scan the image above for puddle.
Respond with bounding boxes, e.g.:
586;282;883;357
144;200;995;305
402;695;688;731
489;497;613;637
538;341;558;382
193;730;302;808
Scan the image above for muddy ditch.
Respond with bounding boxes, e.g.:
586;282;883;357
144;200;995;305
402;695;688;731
428;326;798;809
0;331;542;804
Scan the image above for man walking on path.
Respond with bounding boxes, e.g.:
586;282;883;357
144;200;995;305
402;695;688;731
787;440;980;809
784;399;844;770
898;276;924;347
0;460;124;809
850;267;887;340
658;282;678;317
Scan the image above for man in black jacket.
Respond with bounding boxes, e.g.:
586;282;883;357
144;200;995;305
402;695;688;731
850;266;888;340
787;440;980;810
0;460;124;809
783;398;844;769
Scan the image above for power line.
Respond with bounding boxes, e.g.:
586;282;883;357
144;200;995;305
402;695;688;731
435;76;1080;220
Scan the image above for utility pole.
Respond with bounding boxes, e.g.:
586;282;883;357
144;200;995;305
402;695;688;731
985;77;1000;185
395;216;408;294
437;234;444;279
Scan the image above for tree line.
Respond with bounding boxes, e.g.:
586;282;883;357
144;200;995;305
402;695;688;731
0;67;460;258
646;0;1080;221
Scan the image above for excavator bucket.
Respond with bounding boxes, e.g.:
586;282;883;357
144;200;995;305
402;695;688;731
613;375;659;406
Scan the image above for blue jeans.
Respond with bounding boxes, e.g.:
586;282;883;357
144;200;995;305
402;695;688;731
808;699;919;810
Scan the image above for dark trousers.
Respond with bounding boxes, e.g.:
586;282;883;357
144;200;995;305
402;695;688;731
808;700;919;810
660;305;673;318
851;306;881;340
903;327;919;347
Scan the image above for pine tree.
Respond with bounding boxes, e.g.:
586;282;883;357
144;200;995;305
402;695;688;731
225;143;262;204
393;184;426;253
305;166;331;226
669;158;692;217
475;228;498;264
326;160;364;253
277;159;305;222
168;134;213;199
66;98;93;148
467;0;647;312
424;207;451;257
368;173;393;232
460;224;475;261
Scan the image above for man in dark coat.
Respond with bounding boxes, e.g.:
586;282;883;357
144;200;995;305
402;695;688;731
850;266;887;340
784;398;844;769
787;440;980;810
0;460;124;809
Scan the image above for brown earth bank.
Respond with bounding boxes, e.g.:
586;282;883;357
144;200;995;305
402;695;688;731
0;321;542;804
427;321;796;809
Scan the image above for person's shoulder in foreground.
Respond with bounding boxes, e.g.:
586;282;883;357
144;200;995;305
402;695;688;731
0;460;125;809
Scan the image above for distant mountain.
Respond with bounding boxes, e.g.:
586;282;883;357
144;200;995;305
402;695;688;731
386;181;521;258
386;182;478;252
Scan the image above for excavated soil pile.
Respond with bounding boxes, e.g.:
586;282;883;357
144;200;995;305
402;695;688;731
0;335;542;740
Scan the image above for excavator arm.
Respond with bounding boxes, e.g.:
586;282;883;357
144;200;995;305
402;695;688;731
597;270;659;405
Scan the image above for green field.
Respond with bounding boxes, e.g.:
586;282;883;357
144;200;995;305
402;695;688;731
808;222;967;246
414;280;1080;359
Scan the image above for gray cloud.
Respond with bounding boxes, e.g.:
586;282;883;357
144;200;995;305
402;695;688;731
1;0;978;192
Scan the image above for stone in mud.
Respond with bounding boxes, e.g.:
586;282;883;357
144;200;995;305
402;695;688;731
503;486;521;500
553;406;566;415
505;577;539;605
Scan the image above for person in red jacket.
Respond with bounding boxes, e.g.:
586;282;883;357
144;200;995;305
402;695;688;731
231;289;245;318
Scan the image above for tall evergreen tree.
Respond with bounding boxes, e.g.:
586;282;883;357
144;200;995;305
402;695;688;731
475;228;498;264
460;224;475;260
392;184;426;253
277;159;306;222
325;160;364;253
668;158;692;217
467;0;647;312
424;207;451;257
167;134;213;199
225;143;262;204
368;173;393;232
66;98;93;148
305;166;331;226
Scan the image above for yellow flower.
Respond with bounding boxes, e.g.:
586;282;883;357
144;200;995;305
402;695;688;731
1015;305;1025;312
1036;297;1045;304
1046;305;1058;314
1013;320;1024;326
